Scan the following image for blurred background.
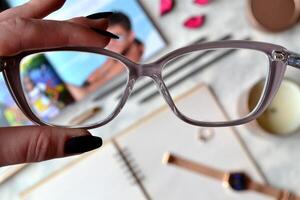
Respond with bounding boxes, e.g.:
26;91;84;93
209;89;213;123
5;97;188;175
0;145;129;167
1;0;300;199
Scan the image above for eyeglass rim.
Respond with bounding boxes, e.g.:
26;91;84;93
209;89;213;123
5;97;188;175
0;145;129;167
0;40;292;129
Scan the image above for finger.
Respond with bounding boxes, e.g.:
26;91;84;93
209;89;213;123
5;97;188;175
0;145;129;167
0;18;112;56
0;126;102;166
0;0;66;21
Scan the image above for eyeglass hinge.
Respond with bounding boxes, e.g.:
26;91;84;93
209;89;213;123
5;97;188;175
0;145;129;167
286;51;300;69
272;51;287;62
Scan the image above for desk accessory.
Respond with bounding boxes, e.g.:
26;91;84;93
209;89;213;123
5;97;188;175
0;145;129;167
69;107;102;125
246;79;300;136
163;152;300;200
197;128;215;143
248;0;300;32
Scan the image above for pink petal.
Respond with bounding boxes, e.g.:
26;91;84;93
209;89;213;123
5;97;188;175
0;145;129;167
194;0;210;5
160;0;175;16
184;15;206;29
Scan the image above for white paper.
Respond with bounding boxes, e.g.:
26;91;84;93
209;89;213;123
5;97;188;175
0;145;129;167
21;143;146;200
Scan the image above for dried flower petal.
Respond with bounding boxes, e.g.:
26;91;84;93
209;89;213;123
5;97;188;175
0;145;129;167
160;0;175;16
184;15;206;29
194;0;210;6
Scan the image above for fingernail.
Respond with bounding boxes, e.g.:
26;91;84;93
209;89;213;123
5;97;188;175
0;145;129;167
91;28;119;39
64;135;102;155
86;12;114;20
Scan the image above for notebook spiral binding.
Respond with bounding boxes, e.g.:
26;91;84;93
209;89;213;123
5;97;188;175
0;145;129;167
113;140;145;185
112;139;152;200
115;147;145;185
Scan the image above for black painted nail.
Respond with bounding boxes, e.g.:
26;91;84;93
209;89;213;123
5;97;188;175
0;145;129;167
86;12;114;20
64;135;102;155
91;28;119;39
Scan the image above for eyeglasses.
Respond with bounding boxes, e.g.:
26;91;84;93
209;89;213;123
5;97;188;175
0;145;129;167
0;40;299;129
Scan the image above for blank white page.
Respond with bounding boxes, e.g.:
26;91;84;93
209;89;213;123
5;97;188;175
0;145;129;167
21;143;146;200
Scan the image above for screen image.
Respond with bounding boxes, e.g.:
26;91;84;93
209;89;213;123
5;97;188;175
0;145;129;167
20;54;75;122
0;77;31;126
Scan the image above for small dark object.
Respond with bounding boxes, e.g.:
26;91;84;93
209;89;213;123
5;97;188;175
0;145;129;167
227;172;250;191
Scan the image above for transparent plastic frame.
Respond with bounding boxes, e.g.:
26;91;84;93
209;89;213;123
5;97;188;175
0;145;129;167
1;40;300;129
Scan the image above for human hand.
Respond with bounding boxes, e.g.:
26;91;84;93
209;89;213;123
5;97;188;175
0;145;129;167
0;0;114;166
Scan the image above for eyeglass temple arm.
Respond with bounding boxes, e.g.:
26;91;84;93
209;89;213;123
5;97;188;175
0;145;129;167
286;51;300;69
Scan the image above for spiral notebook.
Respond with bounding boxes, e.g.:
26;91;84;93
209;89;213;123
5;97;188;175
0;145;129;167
20;84;271;200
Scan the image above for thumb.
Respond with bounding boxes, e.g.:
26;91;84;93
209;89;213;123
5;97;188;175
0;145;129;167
0;126;102;166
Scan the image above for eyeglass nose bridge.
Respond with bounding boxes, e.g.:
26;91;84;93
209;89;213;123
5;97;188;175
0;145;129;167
135;62;162;78
133;61;176;106
136;62;175;102
141;64;180;117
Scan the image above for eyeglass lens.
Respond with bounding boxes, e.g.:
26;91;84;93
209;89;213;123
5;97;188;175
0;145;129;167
162;48;269;122
19;51;128;127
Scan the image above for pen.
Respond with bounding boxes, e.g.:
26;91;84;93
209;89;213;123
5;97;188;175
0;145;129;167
70;107;102;125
